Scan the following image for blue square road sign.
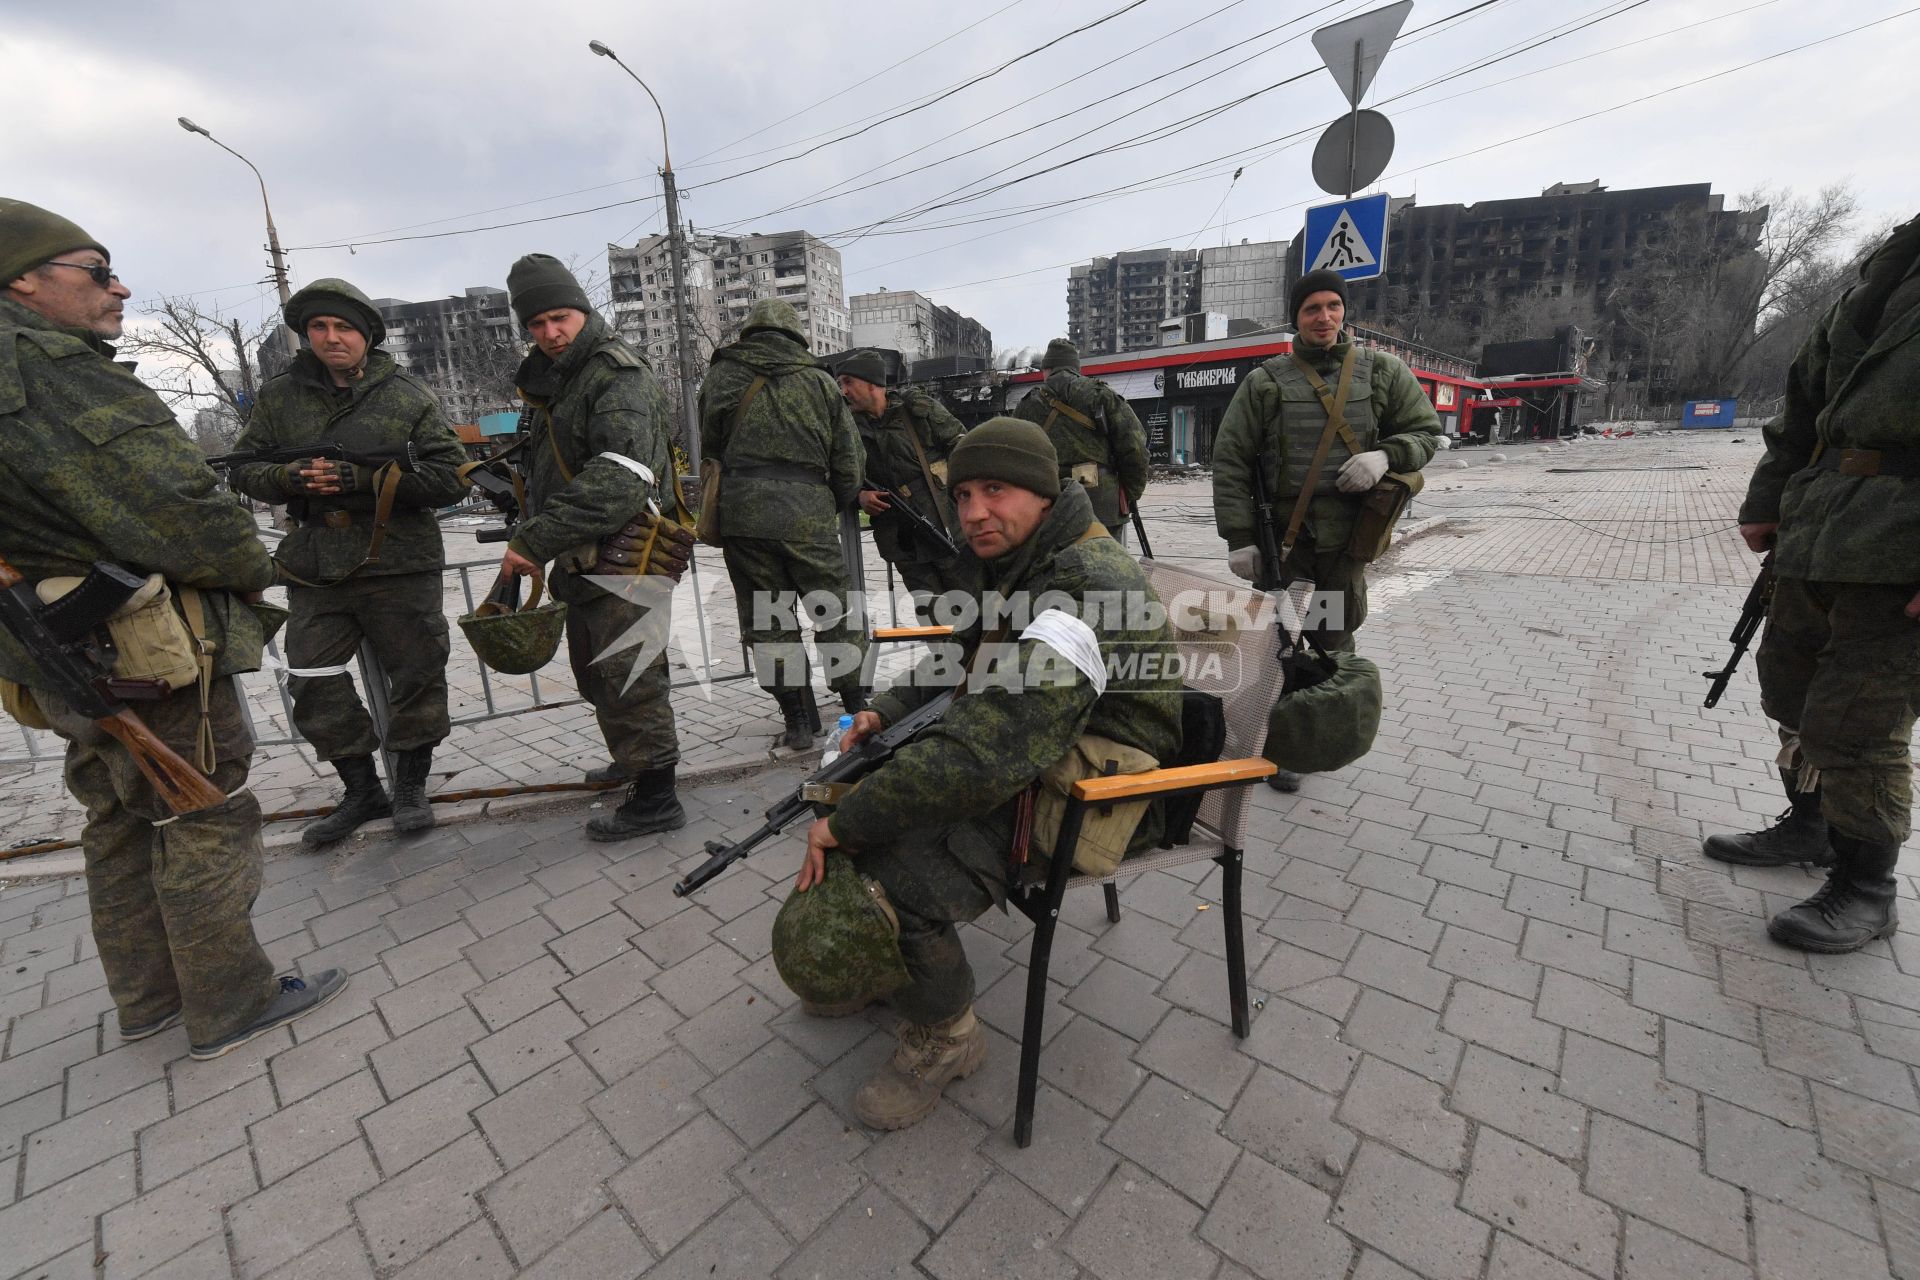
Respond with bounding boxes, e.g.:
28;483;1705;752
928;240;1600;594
1303;193;1389;283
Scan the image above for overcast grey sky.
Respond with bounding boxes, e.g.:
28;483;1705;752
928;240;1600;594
6;0;1916;356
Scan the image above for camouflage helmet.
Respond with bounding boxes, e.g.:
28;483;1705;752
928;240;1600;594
1262;649;1382;775
772;853;910;1008
458;568;567;675
740;298;806;343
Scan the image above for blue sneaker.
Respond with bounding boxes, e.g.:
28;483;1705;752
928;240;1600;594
118;1008;182;1042
188;970;348;1061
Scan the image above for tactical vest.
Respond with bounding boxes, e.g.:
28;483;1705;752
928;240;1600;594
1261;346;1379;497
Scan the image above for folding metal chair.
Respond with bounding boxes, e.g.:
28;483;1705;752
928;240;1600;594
1007;560;1282;1146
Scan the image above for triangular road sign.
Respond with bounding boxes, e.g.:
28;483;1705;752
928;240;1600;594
1312;1;1413;107
1309;208;1378;272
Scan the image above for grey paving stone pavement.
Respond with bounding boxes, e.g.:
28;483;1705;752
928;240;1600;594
1;433;1917;1278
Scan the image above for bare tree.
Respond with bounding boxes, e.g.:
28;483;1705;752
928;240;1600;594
118;296;261;421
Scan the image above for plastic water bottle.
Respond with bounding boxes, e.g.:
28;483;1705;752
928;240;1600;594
820;714;855;769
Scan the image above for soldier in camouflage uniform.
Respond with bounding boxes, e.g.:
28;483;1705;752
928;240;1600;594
498;254;685;841
702;299;867;750
229;280;469;844
1212;268;1441;790
781;418;1182;1130
0;199;344;1060
1703;213;1920;954
836;348;968;620
1012;338;1149;541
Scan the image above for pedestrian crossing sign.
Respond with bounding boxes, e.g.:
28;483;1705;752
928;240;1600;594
1303;193;1389;282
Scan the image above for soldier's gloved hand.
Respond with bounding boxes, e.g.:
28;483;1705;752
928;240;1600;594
857;489;892;517
1336;450;1390;494
331;464;372;494
1227;545;1262;582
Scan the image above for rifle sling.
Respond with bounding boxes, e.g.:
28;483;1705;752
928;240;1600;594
898;408;954;532
1277;346;1358;560
274;460;406;589
177;587;217;774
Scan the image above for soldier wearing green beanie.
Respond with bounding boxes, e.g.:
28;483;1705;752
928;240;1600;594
771;413;1181;1131
0;200;346;1058
1012;337;1149;542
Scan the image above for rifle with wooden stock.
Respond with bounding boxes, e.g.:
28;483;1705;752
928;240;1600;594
0;554;226;814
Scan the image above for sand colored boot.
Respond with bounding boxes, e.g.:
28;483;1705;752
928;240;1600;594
853;1006;987;1131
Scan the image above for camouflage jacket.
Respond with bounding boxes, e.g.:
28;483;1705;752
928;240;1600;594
1012;369;1149;528
858;388;963;567
0;296;273;688
229;348;469;580
1212;336;1441;553
700;329;862;545
509;314;674;605
1740;217;1920;583
830;482;1184;860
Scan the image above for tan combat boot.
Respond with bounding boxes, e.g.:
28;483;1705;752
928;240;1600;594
853;1007;987;1130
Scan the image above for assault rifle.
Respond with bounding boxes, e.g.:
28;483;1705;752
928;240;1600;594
673;689;956;896
1703;552;1773;710
878;484;958;559
1091;400;1154;558
205;442;420;473
0;554;226;814
1249;449;1288;592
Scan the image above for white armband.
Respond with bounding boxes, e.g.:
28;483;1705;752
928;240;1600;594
595;453;655;486
1021;608;1106;696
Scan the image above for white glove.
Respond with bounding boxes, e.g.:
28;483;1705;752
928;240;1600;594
1336;449;1390;494
1227;545;1262;581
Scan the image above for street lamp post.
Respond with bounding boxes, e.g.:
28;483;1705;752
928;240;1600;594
177;117;298;360
589;40;702;472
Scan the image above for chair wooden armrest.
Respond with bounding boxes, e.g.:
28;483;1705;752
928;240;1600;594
872;625;954;641
1070;757;1276;803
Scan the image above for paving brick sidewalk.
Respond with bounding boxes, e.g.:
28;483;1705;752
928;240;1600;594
2;433;1917;1279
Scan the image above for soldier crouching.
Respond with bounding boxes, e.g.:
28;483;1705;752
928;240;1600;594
772;419;1181;1130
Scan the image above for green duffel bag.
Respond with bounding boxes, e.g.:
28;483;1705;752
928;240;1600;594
1263;647;1383;775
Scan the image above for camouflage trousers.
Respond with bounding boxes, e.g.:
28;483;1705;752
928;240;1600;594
43;677;278;1045
1281;533;1368;654
286;572;451;761
1758;575;1920;845
853;808;1015;1026
722;536;871;695
564;585;679;771
887;556;965;627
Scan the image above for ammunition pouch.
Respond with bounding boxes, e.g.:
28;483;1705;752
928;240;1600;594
559;506;697;583
36;573;200;691
695;458;725;547
1031;733;1159;878
1345;470;1424;564
0;679;51;731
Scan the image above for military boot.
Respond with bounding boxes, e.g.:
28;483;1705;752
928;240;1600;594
800;685;823;736
584;760;638;786
852;1006;987;1131
772;690;814;752
302;756;391;847
1266;769;1302;793
1767;831;1900;954
587;767;688;842
389;747;436;834
1703;769;1833;868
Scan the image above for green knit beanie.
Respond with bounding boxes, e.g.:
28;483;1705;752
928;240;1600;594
837;348;888;387
0;199;108;288
1040;338;1079;372
947;417;1060;498
508;253;592;326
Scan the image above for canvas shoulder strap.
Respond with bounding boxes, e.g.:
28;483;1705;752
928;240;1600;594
898;405;955;529
720;376;768;468
1279;345;1358;557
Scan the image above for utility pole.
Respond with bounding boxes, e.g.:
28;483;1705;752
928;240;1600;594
178;118;297;360
590;41;703;472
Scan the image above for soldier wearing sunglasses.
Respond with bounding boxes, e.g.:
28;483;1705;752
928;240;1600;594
0;199;345;1060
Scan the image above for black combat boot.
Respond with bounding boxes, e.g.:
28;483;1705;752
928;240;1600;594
841;686;870;717
772;690;814;751
1703;769;1834;868
302;756;391;847
587;767;688;842
801;685;823;736
390;747;436;834
1266;769;1302;793
1766;831;1900;953
584;761;638;786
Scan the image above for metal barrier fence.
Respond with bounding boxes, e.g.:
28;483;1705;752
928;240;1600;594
1;519;907;772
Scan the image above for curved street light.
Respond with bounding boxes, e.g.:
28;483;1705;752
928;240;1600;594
178;117;298;358
589;40;701;470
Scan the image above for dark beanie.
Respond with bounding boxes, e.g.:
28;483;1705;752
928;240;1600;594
508;253;592;326
1039;338;1079;372
1289;269;1349;325
285;278;385;346
837;348;888;387
0;199;108;288
948;416;1060;498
